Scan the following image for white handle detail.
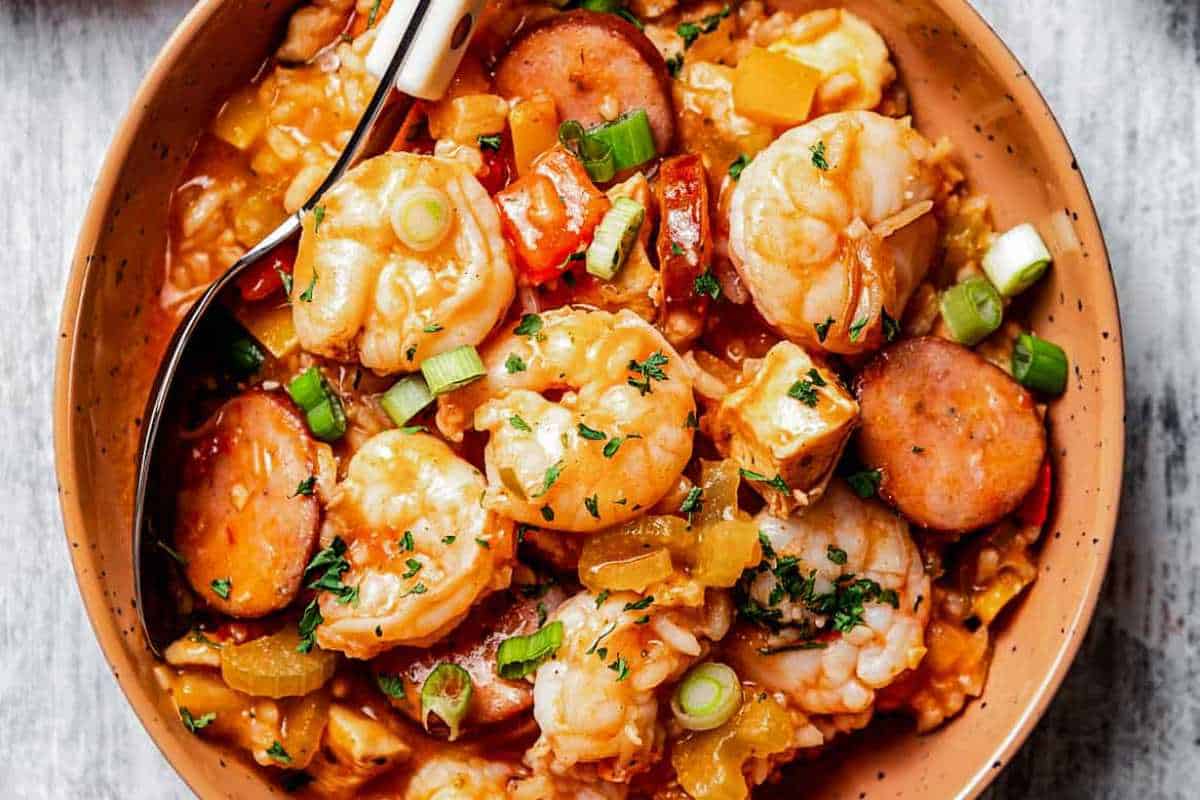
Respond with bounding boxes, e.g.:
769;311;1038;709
365;0;485;101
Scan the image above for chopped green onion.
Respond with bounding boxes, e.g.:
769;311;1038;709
420;663;473;742
559;120;616;183
380;376;434;427
586;109;657;172
391;187;452;252
1012;333;1068;395
939;277;1003;346
670;662;741;731
580;0;623;10
306;397;347;442
495;621;564;679
421;346;486;395
230;337;264;374
287;367;327;412
982;223;1052;297
586;198;645;280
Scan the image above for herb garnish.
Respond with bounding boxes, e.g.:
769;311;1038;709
628;352;669;395
514;313;543;338
694;271;721;300
210;578;231;600
180;708;215;734
814;316;834;342
728;153;750;180
477;134;502;152
505;353;526;373
810;141;830;171
291;476;316;497
846;469;882;499
677;5;730;48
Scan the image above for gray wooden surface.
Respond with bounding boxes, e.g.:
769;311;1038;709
2;0;1195;797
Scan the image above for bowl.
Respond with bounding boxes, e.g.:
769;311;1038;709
54;1;1125;797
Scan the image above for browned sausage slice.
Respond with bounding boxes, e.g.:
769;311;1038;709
174;391;322;617
494;10;677;153
854;337;1046;533
371;584;566;734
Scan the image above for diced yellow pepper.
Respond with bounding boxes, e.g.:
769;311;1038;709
509;95;560;176
732;47;821;127
233;302;297;359
212;87;266;151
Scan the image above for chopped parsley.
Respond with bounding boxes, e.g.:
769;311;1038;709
848;316;869;342
399;530;414;552
882;308;900;342
475;537;491;549
404;583;427;596
266;741;293;765
578;423;607;441
298;268;317;303
540;505;555;522
366;0;382;29
671;242;684;256
304;536;357;605
788;368;827;407
810;141;830;171
534;461;564;497
694;270;721;300
505;353;526;373
585;494;600;519
276;266;293;297
826;545;848;565
514;313;543;337
685;410;699;429
739;468;791;494
375;672;405;700
846;469;883;499
442;535;457;545
728;153;750;180
666;52;684;77
676;4;730;48
296;599;322;653
477;133;502;152
628;352;669;395
595;589;611;608
814;316;835;342
405;346;417;362
422;322;443;333
679;486;704;514
210;578;231;600
401;558;423;579
509;415;532;432
608;654;630;681
290;476;317;497
313;204;326;233
757;531;777;561
180;708;215;734
623;596;654;612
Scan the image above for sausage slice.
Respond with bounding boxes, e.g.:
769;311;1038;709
371;584;566;734
854;337;1046;533
494;10;677;154
174;391;323;617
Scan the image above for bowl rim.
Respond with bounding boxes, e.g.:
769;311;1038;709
53;1;1126;798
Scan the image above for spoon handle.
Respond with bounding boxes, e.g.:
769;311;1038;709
366;0;485;100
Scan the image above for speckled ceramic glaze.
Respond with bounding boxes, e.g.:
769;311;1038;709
54;1;1125;797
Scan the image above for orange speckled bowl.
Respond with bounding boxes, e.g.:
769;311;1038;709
54;1;1124;798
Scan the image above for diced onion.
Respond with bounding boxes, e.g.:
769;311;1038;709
1012;332;1069;395
495;621;564;679
420;663;473;742
586;197;646;280
380;376;434;427
670;662;742;731
982;223;1052;297
287;367;327;412
421;346;487;395
586;109;657;172
939;277;1003;346
391;187;452;252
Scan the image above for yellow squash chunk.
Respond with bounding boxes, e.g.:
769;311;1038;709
212;86;267;151
732;48;821;127
233;302;298;359
710;341;859;515
509;95;560;176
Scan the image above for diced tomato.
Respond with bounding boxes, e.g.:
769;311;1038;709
657;154;713;344
1016;459;1053;527
236;240;298;302
495;146;610;286
477;140;514;195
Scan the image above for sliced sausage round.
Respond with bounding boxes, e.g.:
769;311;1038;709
854;337;1046;533
494;10;677;154
174;391;322;617
371;583;566;734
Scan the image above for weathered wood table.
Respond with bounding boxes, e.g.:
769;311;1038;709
3;0;1194;797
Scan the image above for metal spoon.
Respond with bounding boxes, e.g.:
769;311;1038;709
133;0;484;655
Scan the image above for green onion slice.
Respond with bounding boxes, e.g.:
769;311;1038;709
306;397;347;442
982;223;1052;297
559;120;616;184
586;109;657;172
421;346;486;396
391;187;452;252
495;621;564;679
670;662;742;731
230;337;264;374
587;198;646;280
1012;333;1068;395
420;663;473;742
380;375;434;427
287;367;328;412
939;277;1003;346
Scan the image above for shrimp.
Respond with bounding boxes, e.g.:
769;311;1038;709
526;589;733;783
292;151;515;375
728;111;943;354
752;9;896;114
725;480;930;716
402;753;515;800
437;307;696;533
314;431;514;659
